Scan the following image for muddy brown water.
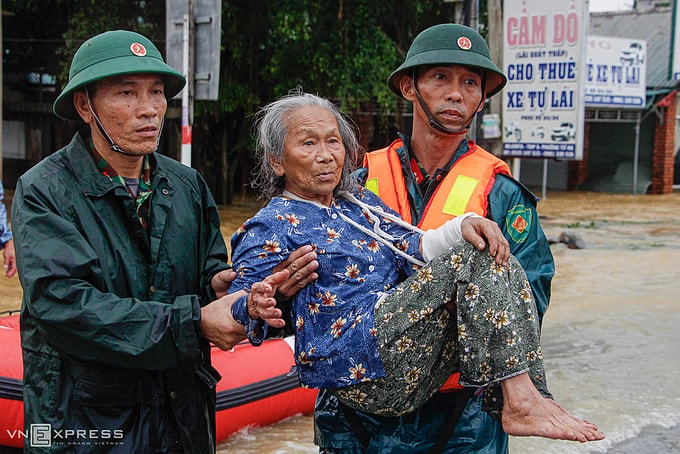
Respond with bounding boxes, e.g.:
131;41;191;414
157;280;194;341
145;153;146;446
2;190;679;453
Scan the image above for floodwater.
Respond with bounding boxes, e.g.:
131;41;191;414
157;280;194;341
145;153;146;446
1;190;679;453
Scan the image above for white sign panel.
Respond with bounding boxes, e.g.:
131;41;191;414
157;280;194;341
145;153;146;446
482;113;502;139
585;36;646;108
502;0;589;160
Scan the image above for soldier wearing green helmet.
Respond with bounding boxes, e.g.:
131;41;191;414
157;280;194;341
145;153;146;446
387;23;507;136
314;23;559;453
53;31;187;122
387;23;507;96
12;29;252;453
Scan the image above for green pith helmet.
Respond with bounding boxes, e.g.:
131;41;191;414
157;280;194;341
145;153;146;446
53;30;186;121
388;23;507;99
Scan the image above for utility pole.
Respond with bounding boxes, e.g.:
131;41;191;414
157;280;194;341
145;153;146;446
445;0;478;26
166;0;221;167
180;4;193;168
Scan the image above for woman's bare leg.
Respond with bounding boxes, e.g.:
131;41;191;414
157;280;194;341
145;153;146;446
500;372;605;442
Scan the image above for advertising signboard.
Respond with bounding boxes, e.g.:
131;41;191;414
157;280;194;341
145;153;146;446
585;36;646;108
502;0;589;160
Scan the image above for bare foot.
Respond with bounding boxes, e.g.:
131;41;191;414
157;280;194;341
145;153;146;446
500;373;605;442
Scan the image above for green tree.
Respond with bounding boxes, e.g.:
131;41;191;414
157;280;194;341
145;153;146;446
3;1;164;82
200;0;457;203
199;0;406;203
3;0;476;204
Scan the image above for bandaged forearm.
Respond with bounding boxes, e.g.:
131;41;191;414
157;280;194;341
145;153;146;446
420;212;482;262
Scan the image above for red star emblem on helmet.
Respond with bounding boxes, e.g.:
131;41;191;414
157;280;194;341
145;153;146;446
130;42;147;57
457;37;472;50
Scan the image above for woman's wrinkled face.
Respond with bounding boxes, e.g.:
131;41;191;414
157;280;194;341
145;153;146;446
271;106;346;206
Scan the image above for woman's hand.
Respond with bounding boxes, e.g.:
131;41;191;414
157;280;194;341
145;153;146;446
272;245;318;301
247;269;290;329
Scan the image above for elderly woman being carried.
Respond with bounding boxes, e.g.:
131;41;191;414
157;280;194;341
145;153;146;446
230;90;604;443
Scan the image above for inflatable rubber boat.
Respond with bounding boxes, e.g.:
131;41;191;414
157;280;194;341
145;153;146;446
0;313;317;448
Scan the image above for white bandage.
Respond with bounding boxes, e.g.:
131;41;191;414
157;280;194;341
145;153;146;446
420;212;482;262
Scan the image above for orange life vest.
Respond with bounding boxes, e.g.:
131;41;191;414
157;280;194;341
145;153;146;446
364;139;511;227
363;138;511;391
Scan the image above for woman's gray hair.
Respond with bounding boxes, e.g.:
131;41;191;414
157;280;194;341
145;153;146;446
250;89;362;200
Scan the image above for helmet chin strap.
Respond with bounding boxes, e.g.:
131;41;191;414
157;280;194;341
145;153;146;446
411;69;486;136
85;87;162;156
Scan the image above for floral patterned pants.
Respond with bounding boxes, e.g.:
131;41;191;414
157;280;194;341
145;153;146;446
331;242;551;417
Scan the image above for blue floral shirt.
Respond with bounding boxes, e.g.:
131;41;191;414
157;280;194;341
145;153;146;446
230;187;424;389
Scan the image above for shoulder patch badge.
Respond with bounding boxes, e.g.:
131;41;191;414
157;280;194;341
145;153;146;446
506;204;532;243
